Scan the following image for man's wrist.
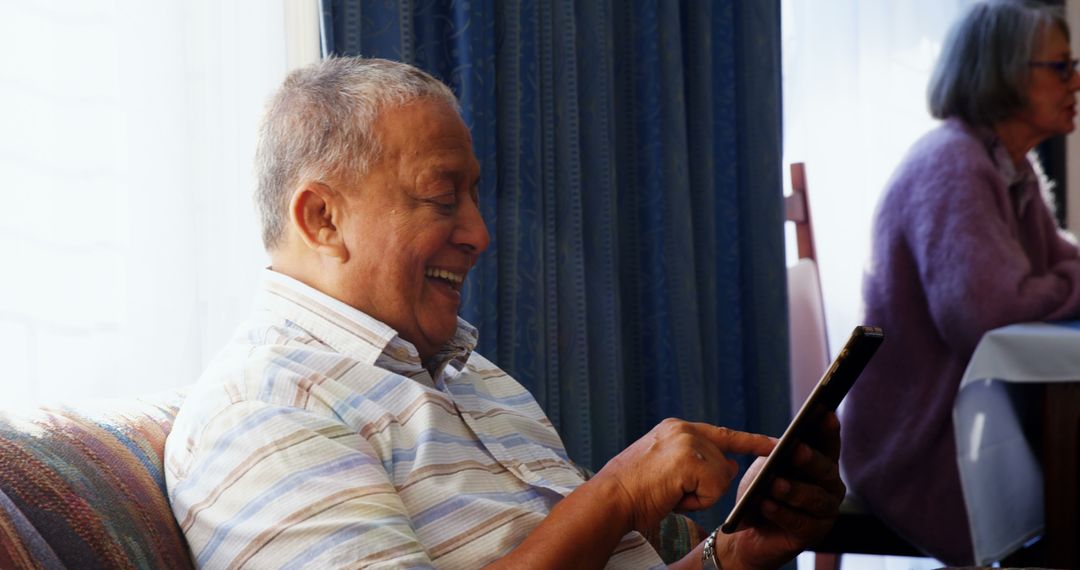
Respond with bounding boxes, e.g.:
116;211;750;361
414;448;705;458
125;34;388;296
712;531;775;570
578;471;638;536
701;528;722;569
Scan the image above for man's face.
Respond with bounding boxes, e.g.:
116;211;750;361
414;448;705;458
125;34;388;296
336;98;489;359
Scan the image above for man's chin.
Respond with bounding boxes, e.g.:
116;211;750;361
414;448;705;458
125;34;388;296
420;319;460;352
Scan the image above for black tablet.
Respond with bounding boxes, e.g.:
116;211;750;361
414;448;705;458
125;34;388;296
720;325;884;534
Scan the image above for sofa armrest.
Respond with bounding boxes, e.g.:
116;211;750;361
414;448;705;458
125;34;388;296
0;391;193;569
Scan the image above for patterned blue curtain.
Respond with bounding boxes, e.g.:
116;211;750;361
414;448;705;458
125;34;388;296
321;0;788;526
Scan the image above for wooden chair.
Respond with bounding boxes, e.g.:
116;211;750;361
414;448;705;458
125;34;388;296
784;163;923;570
785;163;829;420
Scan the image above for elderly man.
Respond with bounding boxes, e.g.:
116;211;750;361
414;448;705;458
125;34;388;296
165;57;844;569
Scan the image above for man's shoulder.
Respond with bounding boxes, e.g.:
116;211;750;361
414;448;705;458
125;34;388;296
166;318;399;446
163;338;431;495
181;335;402;417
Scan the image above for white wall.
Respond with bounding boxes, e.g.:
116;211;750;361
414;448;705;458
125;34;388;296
0;2;290;407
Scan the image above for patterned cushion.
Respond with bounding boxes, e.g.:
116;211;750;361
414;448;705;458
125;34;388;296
0;391;193;569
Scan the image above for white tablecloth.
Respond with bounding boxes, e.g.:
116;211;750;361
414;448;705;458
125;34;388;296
954;321;1080;565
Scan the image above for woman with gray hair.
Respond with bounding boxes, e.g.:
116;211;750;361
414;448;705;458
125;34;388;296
841;0;1080;564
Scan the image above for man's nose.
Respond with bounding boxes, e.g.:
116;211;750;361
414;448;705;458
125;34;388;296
454;199;491;255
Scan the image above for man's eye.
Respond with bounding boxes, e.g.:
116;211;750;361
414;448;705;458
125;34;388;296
429;195;456;212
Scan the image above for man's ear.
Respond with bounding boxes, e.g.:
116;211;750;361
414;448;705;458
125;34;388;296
288;182;349;261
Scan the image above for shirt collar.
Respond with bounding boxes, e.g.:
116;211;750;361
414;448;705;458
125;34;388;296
987;138;1033;188
257;268;478;384
969;121;1037;216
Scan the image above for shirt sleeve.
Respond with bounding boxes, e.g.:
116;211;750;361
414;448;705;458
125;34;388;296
169;399;433;569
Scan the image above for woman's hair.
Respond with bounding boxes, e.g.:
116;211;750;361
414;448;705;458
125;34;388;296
254;57;459;251
927;0;1069;127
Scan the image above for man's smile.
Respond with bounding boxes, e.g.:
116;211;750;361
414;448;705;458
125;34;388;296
425;266;466;292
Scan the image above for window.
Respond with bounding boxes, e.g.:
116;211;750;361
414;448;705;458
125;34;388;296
782;0;973;357
0;2;291;406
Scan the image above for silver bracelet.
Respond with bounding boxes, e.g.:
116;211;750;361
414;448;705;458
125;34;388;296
701;528;722;570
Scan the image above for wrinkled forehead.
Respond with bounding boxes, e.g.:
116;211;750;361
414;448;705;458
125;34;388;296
369;97;458;144
367;98;479;178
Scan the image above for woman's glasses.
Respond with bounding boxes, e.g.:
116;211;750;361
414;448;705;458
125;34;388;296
1029;58;1080;82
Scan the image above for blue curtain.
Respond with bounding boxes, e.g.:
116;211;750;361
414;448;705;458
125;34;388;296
321;0;788;527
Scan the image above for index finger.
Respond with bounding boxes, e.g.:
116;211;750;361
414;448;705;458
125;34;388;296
692;423;776;457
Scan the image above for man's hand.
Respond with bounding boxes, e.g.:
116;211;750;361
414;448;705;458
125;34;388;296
718;412;846;570
590;419;776;537
489;420;777;569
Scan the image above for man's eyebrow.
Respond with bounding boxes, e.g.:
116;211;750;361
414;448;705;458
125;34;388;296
432;163;480;183
429;164;465;178
418;167;457;186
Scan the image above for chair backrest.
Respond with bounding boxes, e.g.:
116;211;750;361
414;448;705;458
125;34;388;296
785;162;817;262
786;163;830;417
787;164;924;569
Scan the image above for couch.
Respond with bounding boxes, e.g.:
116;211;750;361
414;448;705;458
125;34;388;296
0;391;193;569
0;390;703;569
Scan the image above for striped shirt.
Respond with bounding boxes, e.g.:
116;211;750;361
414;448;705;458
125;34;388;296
164;270;664;569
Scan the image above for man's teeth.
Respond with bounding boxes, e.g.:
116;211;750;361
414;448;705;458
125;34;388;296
425;268;464;284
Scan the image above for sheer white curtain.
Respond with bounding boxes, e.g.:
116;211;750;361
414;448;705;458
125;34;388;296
782;0;974;357
0;2;288;407
783;3;977;569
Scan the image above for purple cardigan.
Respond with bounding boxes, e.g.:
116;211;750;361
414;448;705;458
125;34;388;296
841;118;1080;565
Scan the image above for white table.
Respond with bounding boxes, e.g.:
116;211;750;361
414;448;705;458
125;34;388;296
954;321;1080;566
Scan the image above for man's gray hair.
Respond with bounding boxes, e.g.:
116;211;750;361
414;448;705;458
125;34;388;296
928;0;1069;127
254;57;459;250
